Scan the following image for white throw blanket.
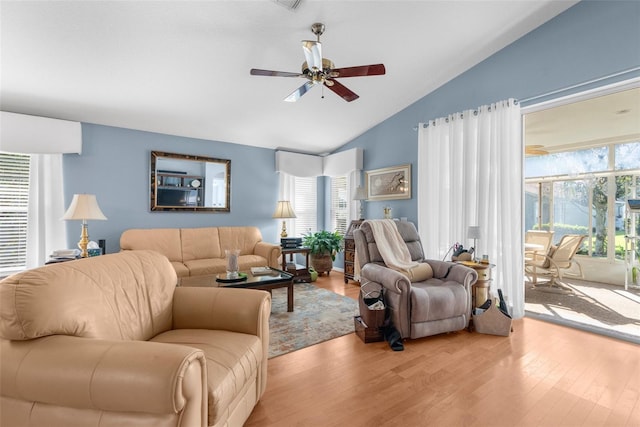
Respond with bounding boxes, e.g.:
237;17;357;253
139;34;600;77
365;219;417;270
364;219;433;281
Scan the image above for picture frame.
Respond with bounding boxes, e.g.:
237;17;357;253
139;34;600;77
365;164;411;201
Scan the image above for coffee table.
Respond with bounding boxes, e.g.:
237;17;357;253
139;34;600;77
214;268;295;312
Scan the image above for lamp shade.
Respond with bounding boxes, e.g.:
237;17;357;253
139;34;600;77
467;226;482;240
62;194;107;221
272;200;296;219
353;186;367;201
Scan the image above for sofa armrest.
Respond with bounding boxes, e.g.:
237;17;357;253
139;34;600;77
254;241;281;268
1;335;206;418
172;287;271;336
172;286;271;397
425;259;478;287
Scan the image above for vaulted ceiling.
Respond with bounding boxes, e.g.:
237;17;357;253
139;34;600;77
1;1;578;154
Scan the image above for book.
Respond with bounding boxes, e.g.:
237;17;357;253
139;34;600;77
251;266;272;276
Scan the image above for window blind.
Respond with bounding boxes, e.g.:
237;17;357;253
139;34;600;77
330;176;348;236
293;176;317;236
0;152;30;273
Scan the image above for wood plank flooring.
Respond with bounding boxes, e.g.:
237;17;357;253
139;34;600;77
245;272;640;427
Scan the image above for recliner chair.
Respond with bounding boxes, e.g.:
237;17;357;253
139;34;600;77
354;221;478;339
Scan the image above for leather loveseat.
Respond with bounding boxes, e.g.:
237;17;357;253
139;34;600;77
120;226;281;285
0;250;270;427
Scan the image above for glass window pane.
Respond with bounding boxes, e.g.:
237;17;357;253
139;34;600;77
591;177;609;257
552;181;591;255
615;141;640;171
525;147;608;178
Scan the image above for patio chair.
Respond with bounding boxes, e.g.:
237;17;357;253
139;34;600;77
525;234;586;292
524;230;554;266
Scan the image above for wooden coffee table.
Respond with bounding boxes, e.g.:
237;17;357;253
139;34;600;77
214;268;295;312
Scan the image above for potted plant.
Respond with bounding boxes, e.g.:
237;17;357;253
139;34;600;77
302;230;344;275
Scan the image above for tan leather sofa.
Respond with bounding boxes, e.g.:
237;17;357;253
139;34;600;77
120;226;281;285
0;250;270;427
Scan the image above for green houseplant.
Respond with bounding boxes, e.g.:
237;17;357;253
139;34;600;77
302;230;344;275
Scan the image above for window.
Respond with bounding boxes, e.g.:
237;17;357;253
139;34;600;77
0;152;30;273
292;176;317;237
525;141;640;260
330;176;348;236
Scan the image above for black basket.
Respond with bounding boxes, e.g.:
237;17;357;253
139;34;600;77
358;283;387;329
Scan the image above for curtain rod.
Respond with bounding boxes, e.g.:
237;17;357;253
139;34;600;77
413;66;640;131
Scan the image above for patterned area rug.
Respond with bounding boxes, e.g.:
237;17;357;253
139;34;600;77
269;282;359;358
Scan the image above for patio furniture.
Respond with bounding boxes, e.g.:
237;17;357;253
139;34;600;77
524;230;554;266
525;234;586;292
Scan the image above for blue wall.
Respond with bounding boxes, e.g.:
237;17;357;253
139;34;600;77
62;1;640;262
337;0;640;224
63;124;280;254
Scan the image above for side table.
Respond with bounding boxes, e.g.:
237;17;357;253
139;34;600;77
457;260;495;308
281;247;311;282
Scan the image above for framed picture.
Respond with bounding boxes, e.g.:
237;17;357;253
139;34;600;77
365;164;411;201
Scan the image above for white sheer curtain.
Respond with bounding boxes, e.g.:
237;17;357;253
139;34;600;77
26;154;68;268
418;99;524;318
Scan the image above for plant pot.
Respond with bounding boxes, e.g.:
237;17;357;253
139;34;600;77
310;253;333;275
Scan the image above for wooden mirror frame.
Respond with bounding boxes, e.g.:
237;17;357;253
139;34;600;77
150;151;231;212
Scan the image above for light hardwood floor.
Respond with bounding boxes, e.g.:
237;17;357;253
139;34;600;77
245;272;640;427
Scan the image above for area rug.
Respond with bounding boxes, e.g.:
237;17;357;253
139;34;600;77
269;282;359;358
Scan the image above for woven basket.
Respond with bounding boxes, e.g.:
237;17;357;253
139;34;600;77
473;299;512;336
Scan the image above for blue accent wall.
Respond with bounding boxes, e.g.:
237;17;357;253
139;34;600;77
337;0;640;225
63;124;280;254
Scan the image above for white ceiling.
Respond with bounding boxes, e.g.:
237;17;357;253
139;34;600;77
525;87;640;155
1;0;578;155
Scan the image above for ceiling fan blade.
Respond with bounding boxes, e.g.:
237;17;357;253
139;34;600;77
302;40;323;71
325;79;359;102
330;64;386;78
250;68;303;77
525;145;549;155
284;81;315;102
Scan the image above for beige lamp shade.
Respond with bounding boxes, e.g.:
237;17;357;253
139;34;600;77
62;194;107;221
273;200;296;238
272;200;297;219
62;194;107;258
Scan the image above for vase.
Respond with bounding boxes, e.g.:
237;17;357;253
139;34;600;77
225;249;240;278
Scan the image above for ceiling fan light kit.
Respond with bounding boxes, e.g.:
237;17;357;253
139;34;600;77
250;23;385;102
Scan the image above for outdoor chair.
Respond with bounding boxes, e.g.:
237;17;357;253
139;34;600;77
524;230;554;267
525;233;587;292
353;220;478;340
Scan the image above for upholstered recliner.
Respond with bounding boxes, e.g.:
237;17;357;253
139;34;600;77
0;250;270;427
354;221;478;340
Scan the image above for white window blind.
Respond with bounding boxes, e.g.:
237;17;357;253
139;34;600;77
0;152;30;273
293;176;317;237
330;176;348;236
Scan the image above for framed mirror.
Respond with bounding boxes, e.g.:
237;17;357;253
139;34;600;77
150;151;231;212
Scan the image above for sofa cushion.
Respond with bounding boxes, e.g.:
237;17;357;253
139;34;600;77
150;329;262;427
120;229;184;263
184;258;227;277
0;251;176;341
409;280;468;322
218;227;263;255
181;227;222;262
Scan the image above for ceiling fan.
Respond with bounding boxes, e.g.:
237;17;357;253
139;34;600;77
250;23;385;102
525;144;549;156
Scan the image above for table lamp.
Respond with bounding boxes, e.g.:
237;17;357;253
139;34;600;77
272;200;296;238
352;186;367;219
62;194;107;257
467;225;482;261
